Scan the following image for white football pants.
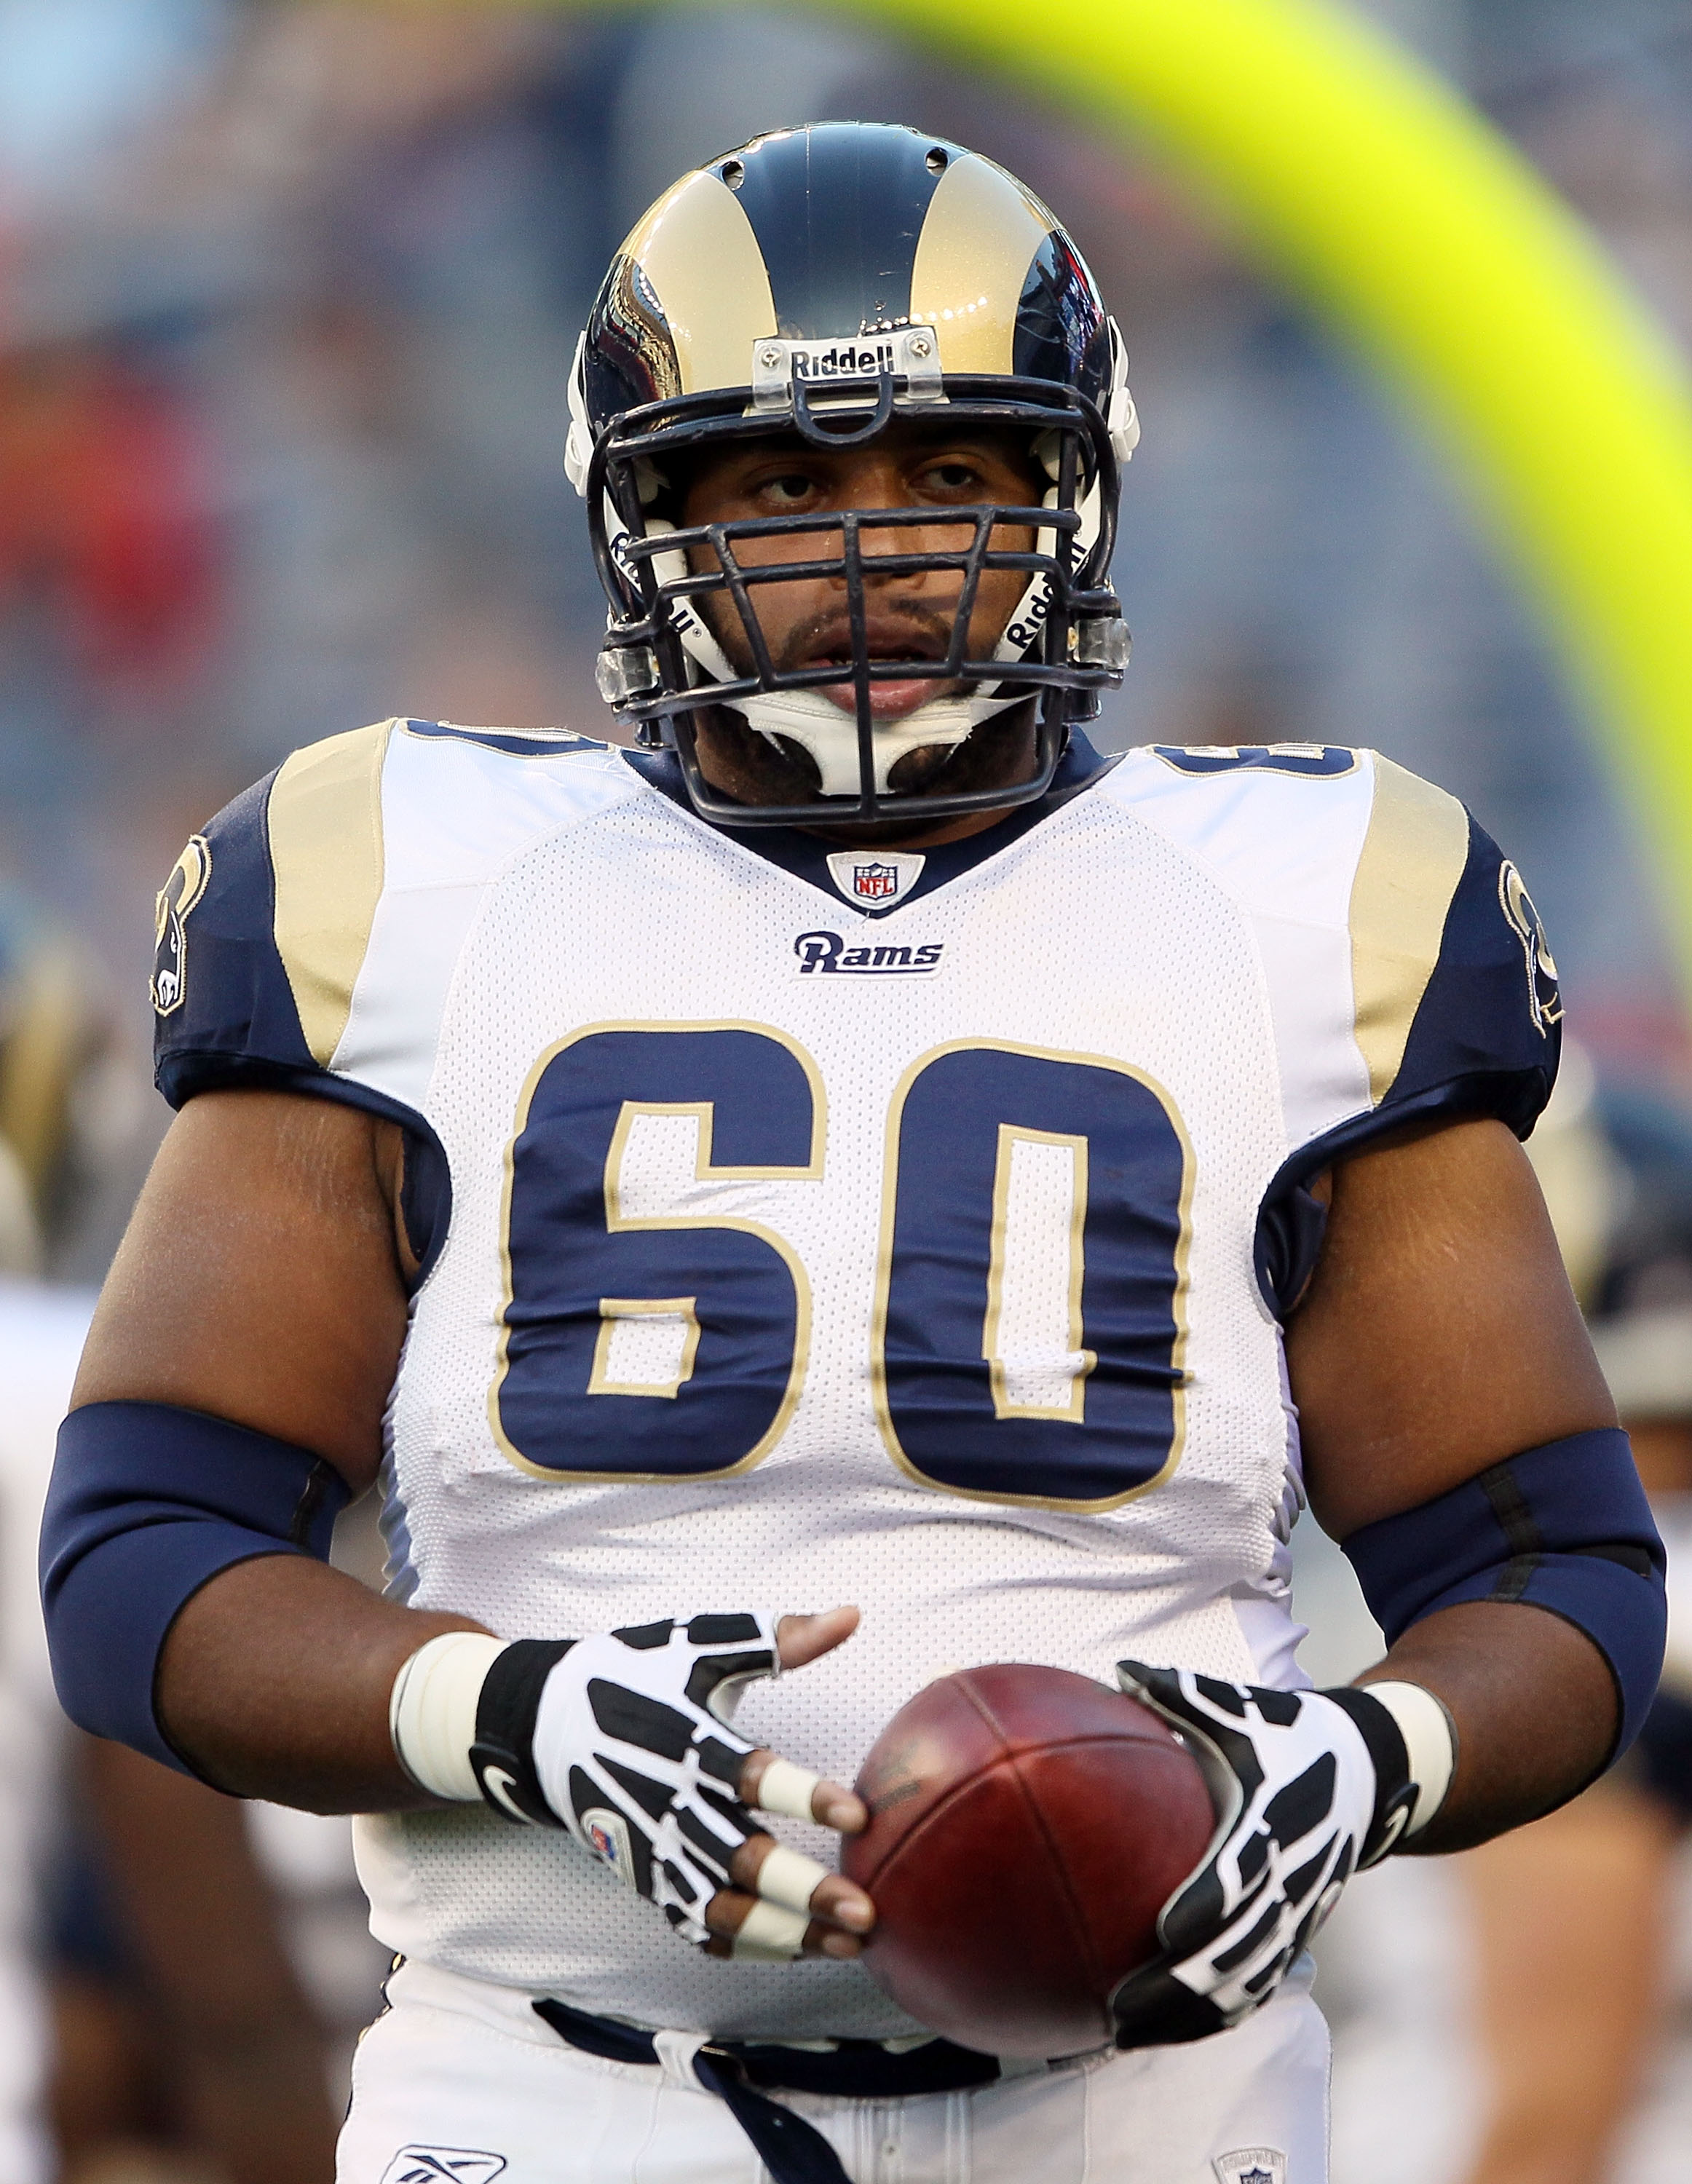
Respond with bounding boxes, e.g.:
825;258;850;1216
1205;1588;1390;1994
338;1959;1330;2184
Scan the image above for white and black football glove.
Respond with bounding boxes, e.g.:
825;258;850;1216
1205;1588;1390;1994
466;1612;821;1952
1110;1664;1444;2048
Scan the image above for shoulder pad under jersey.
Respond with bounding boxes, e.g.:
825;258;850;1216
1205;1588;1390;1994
1108;743;1561;1308
151;719;629;1265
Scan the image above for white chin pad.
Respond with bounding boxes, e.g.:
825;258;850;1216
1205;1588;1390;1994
737;685;1027;796
619;510;1062;795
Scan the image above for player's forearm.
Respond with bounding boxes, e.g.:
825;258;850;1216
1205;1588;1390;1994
157;1552;486;1810
1359;1599;1618;1853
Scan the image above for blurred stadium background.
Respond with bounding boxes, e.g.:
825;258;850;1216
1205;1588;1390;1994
3;2;1692;2180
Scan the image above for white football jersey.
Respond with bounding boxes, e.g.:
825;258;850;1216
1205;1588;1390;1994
154;724;1559;2038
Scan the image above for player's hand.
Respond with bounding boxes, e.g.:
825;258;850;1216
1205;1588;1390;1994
470;1605;871;1959
703;1607;873;1962
1107;1663;1414;2048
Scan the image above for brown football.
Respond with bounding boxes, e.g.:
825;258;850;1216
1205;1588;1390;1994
840;1663;1216;2058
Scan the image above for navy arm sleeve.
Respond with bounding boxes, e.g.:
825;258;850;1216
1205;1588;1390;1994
1344;1429;1666;1762
41;1401;349;1774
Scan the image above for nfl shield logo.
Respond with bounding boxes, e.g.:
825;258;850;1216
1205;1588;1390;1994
581;1807;637;1886
853;861;899;902
1214;2153;1286;2184
825;847;925;910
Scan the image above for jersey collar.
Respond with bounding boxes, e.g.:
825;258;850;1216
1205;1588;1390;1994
620;733;1118;919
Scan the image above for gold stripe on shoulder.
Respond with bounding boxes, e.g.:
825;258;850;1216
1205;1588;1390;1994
1348;755;1471;1105
626;170;776;396
911;153;1054;377
268;719;393;1067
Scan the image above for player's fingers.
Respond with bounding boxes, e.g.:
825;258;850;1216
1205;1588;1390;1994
741;1746;869;1834
728;1832;875;1934
703;1888;863;1961
775;1605;860;1672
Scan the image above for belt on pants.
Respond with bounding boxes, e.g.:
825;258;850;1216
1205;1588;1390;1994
532;1997;1003;2184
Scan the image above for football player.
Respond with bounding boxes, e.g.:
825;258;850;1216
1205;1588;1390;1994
41;126;1665;2183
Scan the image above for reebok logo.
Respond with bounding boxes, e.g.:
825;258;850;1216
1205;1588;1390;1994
381;2149;506;2184
794;930;944;977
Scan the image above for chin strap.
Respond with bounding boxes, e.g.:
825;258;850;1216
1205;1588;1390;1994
732;684;1028;796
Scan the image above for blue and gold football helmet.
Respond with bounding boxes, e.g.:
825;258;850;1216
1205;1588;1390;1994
566;122;1139;826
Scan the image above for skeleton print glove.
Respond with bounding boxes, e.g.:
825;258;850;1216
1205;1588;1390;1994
1109;1663;1448;2048
469;1613;786;1949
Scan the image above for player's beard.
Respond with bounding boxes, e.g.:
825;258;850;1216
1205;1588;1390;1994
687;589;1043;839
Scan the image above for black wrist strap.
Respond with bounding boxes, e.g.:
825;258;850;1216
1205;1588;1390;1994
469;1637;576;1826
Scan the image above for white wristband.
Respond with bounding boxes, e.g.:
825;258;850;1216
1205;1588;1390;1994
1364;1680;1458;1837
390;1632;510;1802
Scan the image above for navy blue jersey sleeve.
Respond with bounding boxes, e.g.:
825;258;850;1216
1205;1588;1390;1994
1376;815;1560;1139
1257;809;1561;1314
150;740;451;1277
151;770;318;1107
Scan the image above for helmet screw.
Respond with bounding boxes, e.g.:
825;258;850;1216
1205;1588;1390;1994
909;335;933;360
759;344;782;369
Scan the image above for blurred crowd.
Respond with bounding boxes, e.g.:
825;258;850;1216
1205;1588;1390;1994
1;1;1691;2179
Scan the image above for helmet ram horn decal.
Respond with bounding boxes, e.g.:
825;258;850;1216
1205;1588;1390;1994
567;122;1139;826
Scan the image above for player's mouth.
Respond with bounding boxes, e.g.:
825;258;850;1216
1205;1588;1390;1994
808;630;954;721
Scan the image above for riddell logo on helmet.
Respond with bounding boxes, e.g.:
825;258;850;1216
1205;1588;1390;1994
1003;587;1051;652
790;340;900;380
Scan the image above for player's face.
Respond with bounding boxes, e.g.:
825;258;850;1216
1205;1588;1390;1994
679;420;1043;719
676;422;1047;836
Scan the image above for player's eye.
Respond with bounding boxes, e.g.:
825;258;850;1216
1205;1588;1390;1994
919;459;986;495
759;472;817;505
